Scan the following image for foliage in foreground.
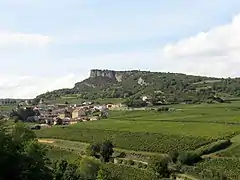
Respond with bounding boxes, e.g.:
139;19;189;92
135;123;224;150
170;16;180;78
0;122;52;180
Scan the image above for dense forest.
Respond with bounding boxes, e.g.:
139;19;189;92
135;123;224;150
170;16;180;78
35;70;240;104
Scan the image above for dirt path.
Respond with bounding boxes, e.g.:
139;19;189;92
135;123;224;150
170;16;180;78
38;139;55;144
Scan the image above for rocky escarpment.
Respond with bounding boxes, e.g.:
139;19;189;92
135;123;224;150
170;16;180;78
90;69;124;82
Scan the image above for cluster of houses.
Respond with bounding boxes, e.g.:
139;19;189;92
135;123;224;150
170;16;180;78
30;102;122;126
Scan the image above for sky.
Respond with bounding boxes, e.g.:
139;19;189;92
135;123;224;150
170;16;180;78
1;0;240;98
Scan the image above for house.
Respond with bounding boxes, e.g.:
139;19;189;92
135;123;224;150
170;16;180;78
142;96;149;102
72;108;86;119
58;109;71;119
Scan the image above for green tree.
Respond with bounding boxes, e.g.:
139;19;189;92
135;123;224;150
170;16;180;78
53;160;69;180
12;123;36;147
87;140;114;163
62;163;81;180
99;140;114;163
86;143;101;158
0;123;52;180
80;156;100;180
148;156;170;178
96;166;112;180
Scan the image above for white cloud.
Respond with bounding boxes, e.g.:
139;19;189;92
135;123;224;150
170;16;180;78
0;74;85;99
162;13;240;78
0;31;52;47
164;14;240;59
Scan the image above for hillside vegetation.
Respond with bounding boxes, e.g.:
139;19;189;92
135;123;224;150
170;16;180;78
35;69;240;104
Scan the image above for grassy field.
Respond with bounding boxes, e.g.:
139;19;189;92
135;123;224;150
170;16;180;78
0;104;16;112
46;145;81;164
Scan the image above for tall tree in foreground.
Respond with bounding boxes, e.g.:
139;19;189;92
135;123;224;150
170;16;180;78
0;122;52;180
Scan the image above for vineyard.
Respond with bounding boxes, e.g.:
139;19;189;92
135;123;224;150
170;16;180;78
36;128;211;153
36;101;240;179
196;158;240;180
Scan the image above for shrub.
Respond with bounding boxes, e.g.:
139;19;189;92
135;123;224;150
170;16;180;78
119;152;126;158
157;107;169;112
117;159;123;164
123;159;128;165
143;164;148;169
127;159;135;166
168;150;179;163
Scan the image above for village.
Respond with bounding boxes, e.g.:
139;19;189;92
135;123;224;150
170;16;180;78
16;99;124;127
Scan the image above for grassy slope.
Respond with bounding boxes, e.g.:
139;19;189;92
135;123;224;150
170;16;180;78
48;97;124;104
46;145;81;164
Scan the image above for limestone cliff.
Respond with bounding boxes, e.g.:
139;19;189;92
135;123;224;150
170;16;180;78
90;69;124;82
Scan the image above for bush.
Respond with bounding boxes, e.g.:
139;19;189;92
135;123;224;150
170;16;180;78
136;162;148;169
119;152;126;158
157;107;169;112
123;159;128;165
127;159;135;166
117;159;123;164
143;164;148;169
169;150;179;163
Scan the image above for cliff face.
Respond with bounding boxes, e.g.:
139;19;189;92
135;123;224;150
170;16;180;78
90;69;124;82
90;69;116;79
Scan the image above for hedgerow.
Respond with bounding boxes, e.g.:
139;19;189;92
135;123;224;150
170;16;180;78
195;139;232;156
36;127;211;153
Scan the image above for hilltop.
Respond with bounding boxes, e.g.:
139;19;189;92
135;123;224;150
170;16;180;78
35;69;240;104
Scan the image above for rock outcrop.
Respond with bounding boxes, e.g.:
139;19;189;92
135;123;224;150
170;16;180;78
90;69;116;79
90;69;124;82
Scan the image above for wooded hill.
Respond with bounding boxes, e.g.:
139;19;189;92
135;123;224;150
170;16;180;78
35;69;240;104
